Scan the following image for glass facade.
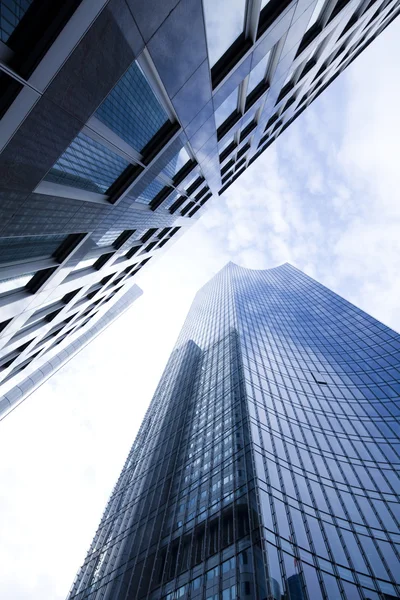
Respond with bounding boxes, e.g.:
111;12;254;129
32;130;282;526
0;0;33;44
68;263;400;600
45;132;130;194
95;62;169;154
0;234;67;265
137;178;166;205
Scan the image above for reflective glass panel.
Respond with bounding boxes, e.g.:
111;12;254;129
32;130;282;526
247;51;271;95
72;256;98;272
307;0;326;31
161;147;191;179
203;0;246;66
0;272;34;295
45;133;130;194
96;62;169;153
215;88;239;128
0;235;66;266
0;0;33;44
136;178;165;205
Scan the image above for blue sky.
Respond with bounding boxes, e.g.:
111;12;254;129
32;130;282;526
0;19;400;600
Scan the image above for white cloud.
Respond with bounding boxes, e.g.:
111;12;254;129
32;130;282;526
1;18;400;600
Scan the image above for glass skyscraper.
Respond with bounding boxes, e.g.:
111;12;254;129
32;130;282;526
1;0;399;417
68;263;400;600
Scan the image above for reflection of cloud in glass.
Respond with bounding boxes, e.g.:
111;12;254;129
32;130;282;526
203;0;246;66
162;147;191;179
215;88;239;127
247;51;271;95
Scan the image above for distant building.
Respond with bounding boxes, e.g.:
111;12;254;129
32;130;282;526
68;263;400;599
1;0;399;416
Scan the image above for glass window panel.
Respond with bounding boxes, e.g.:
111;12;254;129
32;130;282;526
203;0;246;67
247;51;271;95
72;256;98;272
96;62;169;153
184;174;200;193
321;572;341;600
136;178;165;205
215;88;239;128
45;133;129;193
302;562;323;600
162;191;180;210
0;234;66;266
96;231;123;247
161;147;191;179
0;0;33;44
307;0;326;31
0;272;34;295
266;542;284;596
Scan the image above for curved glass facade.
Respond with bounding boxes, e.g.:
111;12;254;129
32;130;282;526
68;263;400;600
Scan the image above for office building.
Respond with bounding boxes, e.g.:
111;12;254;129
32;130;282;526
68;263;400;600
1;0;399;415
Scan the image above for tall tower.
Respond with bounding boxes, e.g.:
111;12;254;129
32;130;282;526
1;0;400;417
68;263;400;600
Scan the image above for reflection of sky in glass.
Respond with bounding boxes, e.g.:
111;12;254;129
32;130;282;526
0;273;34;295
136;178;165;205
72;256;98;272
219;136;234;154
260;0;272;8
247;51;271;95
241;113;253;132
215;88;239;128
283;68;294;88
307;0;326;30
96;62;168;153
203;0;246;66
45;133;129;194
184;173;199;192
162;147;190;179
163;191;180;209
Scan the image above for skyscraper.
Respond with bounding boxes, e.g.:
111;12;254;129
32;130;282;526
0;0;399;416
68;263;400;600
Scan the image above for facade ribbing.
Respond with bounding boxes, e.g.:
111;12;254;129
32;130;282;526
68;263;400;600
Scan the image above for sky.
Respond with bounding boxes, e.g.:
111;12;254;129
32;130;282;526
1;18;400;600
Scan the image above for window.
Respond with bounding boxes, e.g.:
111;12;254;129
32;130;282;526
45;132;130;193
0;0;33;44
203;0;247;66
0;234;68;266
0;272;34;296
307;0;326;31
162;147;191;179
113;230;135;249
215;88;239;128
136;178;165;205
247;51;271;95
312;372;327;384
71;256;98;273
95;61;169;153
